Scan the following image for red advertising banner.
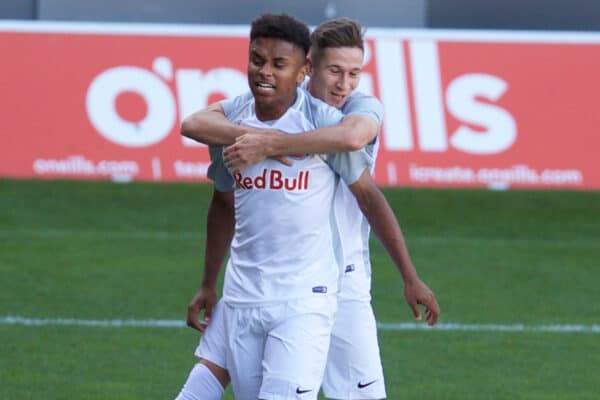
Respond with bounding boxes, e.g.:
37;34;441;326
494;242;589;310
1;22;599;189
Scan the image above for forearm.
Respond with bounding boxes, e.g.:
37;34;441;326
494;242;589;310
265;115;376;156
202;190;235;288
265;126;349;156
352;177;418;284
181;108;247;146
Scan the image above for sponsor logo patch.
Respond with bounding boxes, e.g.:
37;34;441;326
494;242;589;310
234;168;309;191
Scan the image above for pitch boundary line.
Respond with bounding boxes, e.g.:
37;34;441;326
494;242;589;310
1;316;599;333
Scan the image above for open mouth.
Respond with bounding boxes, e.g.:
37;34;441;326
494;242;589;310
331;92;346;102
255;82;276;94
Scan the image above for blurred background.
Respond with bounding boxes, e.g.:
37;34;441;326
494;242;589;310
2;0;600;188
3;0;600;30
1;1;599;399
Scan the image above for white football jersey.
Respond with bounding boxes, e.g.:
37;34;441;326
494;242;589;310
210;88;370;305
334;91;383;301
299;81;385;301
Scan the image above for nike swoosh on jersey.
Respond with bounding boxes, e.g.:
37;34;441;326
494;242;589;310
357;380;377;389
296;387;312;394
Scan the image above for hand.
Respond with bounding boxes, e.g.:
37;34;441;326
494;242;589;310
403;278;440;326
223;131;292;171
186;286;217;332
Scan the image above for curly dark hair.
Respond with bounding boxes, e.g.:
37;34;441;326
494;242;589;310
250;13;311;55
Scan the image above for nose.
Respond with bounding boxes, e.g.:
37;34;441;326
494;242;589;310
258;63;273;78
336;74;350;91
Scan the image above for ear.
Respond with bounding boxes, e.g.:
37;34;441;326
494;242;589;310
296;60;308;85
306;55;314;77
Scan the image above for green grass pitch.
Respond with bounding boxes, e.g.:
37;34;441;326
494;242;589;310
1;179;599;399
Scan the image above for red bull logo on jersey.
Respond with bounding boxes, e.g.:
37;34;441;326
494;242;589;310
234;168;310;191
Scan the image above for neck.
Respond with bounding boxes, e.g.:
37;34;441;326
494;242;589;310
255;104;285;121
255;91;297;121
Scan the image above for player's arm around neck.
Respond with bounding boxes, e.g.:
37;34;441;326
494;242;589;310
181;102;249;146
271;114;377;155
348;170;440;325
222;114;377;170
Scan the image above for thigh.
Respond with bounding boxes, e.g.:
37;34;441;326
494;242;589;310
259;295;337;400
223;303;265;400
322;300;386;400
195;299;228;369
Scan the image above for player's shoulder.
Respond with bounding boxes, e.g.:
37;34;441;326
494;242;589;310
297;87;344;128
342;90;384;128
343;91;383;113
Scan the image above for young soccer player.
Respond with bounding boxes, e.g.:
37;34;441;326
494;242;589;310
181;13;369;400
175;14;439;400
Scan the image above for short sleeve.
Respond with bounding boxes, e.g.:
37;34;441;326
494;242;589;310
342;92;384;128
207;145;235;192
325;148;373;186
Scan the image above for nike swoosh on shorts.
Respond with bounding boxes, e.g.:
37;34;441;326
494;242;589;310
357;380;377;389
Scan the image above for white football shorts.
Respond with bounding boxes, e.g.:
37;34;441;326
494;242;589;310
224;295;337;400
322;299;386;399
195;299;227;369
